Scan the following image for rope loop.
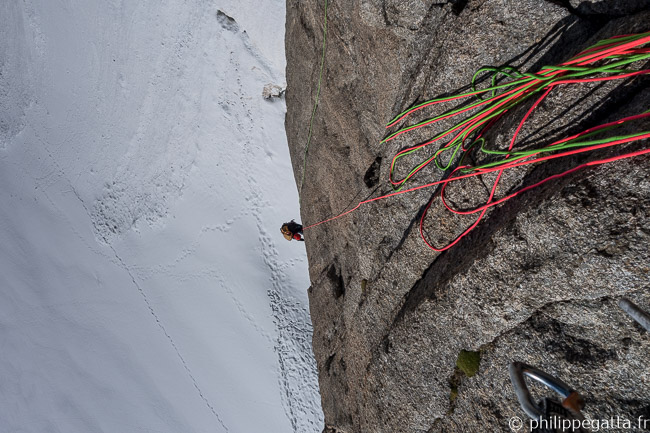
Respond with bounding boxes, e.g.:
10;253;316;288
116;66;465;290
303;31;650;252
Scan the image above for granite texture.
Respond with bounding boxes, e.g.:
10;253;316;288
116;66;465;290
285;1;650;432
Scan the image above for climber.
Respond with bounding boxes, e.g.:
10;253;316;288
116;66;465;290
281;220;304;241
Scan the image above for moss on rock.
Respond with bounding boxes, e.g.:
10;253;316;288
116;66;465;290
456;350;481;377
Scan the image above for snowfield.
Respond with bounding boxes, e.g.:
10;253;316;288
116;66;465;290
0;1;322;432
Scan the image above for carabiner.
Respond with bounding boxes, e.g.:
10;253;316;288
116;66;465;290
619;298;650;332
509;362;584;420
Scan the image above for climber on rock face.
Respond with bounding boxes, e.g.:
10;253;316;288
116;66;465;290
281;220;304;241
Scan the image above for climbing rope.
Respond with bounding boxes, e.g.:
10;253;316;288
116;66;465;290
298;0;329;202
384;32;650;190
302;31;650;251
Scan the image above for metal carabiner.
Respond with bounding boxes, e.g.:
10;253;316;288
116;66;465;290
509;362;585;420
619;298;650;332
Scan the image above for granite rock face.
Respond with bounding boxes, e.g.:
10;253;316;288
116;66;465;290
285;1;650;432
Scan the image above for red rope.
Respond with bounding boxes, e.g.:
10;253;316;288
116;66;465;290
302;33;650;253
303;120;650;232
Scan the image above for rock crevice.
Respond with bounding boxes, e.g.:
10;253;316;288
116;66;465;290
286;1;650;431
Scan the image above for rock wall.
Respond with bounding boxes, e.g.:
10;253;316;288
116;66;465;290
285;1;650;432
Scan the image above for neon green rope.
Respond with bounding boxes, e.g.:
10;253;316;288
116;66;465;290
299;0;328;202
385;39;650;191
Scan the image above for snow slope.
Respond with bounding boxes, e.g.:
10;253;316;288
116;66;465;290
0;1;322;432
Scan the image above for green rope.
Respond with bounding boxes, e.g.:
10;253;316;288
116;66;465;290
299;0;329;203
385;38;650;191
469;131;650;171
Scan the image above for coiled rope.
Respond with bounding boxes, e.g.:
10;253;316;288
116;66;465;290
303;30;650;251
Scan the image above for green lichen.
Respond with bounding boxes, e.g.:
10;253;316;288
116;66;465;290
456;350;481;377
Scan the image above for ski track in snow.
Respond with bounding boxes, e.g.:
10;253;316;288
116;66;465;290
111;7;318;430
108;248;231;433
30;114;231;432
2;0;322;432
31;129;116;266
131;260;276;345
